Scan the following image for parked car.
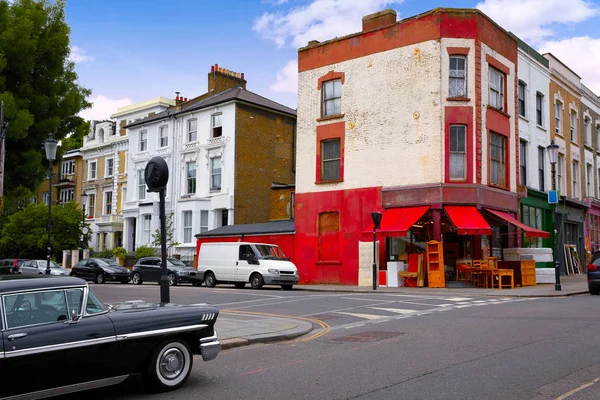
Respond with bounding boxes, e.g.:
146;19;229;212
0;258;27;274
70;258;131;284
588;250;600;295
131;257;201;286
18;260;68;276
0;274;221;398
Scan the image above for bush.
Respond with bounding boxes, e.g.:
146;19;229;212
90;249;112;259
112;247;127;260
135;245;155;259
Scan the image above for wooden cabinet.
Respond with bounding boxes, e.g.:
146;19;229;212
426;240;445;288
498;260;537;287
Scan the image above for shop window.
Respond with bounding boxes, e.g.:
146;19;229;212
449;125;466;180
318;212;340;262
489;132;506;188
522;205;543;248
322;79;342;117
449;56;467;98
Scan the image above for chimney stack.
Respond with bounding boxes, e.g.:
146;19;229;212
208;63;247;96
362;9;397;32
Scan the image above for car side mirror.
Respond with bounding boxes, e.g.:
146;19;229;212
68;309;82;323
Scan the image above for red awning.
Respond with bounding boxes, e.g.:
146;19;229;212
444;206;493;235
365;206;430;236
484;208;550;239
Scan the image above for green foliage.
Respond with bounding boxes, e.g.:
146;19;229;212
0;0;91;197
58;120;89;157
135;245;155;259
151;212;180;249
90;249;112;258
0;201;90;259
112;246;126;260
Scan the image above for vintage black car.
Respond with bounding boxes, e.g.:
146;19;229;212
0;275;220;399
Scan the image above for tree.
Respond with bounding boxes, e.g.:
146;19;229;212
0;0;91;199
58;120;89;156
0;201;90;259
151;212;180;250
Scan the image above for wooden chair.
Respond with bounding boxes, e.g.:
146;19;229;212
399;254;419;287
483;257;499;288
497;269;514;289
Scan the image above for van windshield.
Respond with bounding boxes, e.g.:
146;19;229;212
253;245;287;261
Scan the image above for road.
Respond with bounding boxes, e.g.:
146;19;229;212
61;284;600;400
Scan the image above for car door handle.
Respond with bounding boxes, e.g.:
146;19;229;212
7;333;27;341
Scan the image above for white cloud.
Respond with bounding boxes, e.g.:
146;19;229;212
79;95;133;121
253;0;403;49
271;59;298;93
262;0;288;4
476;0;598;44
69;46;94;63
540;36;600;94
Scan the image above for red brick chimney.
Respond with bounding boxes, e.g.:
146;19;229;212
362;9;397;32
208;64;247;95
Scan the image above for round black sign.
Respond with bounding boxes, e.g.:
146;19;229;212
145;156;169;192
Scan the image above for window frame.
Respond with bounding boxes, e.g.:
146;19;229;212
321;79;342;117
538;146;545;191
488;67;505;111
210;156;222;191
186;162;197;195
558;154;564;193
87;193;95;218
570;111;577;143
159;125;169;148
519;140;527;186
187;119;197;143
139;130;148;152
587;163;593;197
142;214;151;244
183;210;192;243
137;170;146;200
536;92;544;126
59;188;75;203
585;117;592;146
555;102;562;135
489;131;507;188
449;124;467;181
518;80;526;117
105;157;114;177
449;55;467;98
88;161;97;180
104;191;113;215
200;210;209;233
61;160;75;178
211;114;222;138
572;160;579;198
320;138;341;182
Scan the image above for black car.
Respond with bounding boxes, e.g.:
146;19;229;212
0;275;220;398
70;258;131;284
131;257;201;286
588;250;600;295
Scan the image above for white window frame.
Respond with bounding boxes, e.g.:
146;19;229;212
519;140;527;187
42;191;50;205
137;170;146;200
573;160;579;198
200;210;209;233
449;55;467;98
88;161;97;180
186;162;196;195
585;117;592;146
570;111;577;143
159;125;169;147
139;130;148;152
536;92;544;127
322;79;342;117
142;214;151;244
489;132;506;188
59;188;74;203
558;154;564;193
212;114;222;138
187;119;197;142
518;80;526;117
105;157;114;177
587;163;593;197
61;160;75;178
210;156;222;191
183;211;192;243
87;193;96;219
104;191;113;215
488;67;504;111
555;102;562;134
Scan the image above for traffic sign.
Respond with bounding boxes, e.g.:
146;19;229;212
548;190;558;204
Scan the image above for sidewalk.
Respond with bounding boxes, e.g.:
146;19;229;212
214;275;590;350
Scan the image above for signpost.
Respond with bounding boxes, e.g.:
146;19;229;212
145;156;170;303
0;101;7;216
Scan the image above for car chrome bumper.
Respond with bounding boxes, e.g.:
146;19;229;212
199;332;221;361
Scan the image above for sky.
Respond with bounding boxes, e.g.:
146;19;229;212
65;0;600;121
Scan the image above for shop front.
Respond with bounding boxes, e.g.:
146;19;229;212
555;198;587;275
584;198;600;264
520;187;555;268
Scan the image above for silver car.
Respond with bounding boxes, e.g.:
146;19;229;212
18;260;68;276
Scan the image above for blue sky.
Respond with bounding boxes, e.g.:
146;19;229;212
65;0;600;121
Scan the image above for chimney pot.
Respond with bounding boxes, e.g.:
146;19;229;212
241;73;245;80
211;65;214;72
362;9;397;32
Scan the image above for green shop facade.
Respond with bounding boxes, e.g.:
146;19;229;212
520;188;555;269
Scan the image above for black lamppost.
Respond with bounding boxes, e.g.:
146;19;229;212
80;193;88;260
547;140;561;291
371;212;382;291
44;133;58;275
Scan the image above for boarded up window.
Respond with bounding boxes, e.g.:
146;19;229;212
319;212;340;261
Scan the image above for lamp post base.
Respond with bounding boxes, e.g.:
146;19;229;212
554;261;561;291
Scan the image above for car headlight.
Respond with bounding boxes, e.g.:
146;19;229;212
294;270;299;276
268;268;280;275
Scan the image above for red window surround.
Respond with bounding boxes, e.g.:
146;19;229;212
486;54;510;113
444;106;473;183
487;111;511;190
315;121;345;184
447;47;471;102
318;71;345;121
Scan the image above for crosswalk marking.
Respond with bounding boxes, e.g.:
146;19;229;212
445;297;473;301
370;307;419;314
335;312;386;320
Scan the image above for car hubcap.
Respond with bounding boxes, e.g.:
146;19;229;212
159;348;184;379
169;275;175;285
133;274;139;284
97;275;103;283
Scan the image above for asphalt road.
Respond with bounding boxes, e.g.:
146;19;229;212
60;283;600;400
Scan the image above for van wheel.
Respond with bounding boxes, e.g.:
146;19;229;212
204;272;217;288
234;282;245;289
281;284;293;290
250;273;264;289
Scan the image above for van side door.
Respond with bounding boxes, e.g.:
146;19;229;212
235;245;256;282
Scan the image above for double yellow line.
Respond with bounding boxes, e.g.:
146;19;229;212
221;310;331;343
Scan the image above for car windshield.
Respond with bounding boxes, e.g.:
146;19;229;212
168;259;186;267
86;287;107;314
94;259;110;266
101;259;120;266
35;260;59;268
253;245;287;260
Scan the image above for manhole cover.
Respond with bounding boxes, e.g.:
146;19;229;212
333;331;404;343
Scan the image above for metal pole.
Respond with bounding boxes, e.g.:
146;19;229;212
159;188;170;303
46;165;53;275
80;203;85;260
0;101;6;199
552;164;561;291
372;226;377;291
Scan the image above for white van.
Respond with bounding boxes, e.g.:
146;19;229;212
197;242;299;290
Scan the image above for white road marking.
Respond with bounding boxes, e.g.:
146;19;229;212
445;297;474;301
335;312;386;320
454;305;472;308
370;307;419;314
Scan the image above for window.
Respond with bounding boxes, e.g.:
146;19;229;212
570;111;577;143
555;102;563;134
104;191;112;215
598;168;600;199
322;79;342;117
139;131;147;151
59;188;74;203
17;198;25;209
85;289;107;315
449;56;467;98
519;140;527;186
186;162;196;194
105;158;114;177
4;289;69;329
587;163;593;197
489;67;504;110
142;214;151;244
558;154;564;193
585;117;592;146
183;211;192;243
573;160;579;198
518;81;526;117
536;92;544;126
321;139;341;181
187;119;197;142
449;125;466;180
538;147;545;191
121;187;126;209
159;125;168;147
489;132;506;187
220;209;229;227
212;114;222;138
87;193;95;218
61;160;75;178
210;157;222;191
522;205;544;248
200;210;208;233
99;128;105;143
138;170;146;200
88;161;97;180
43;191;50;205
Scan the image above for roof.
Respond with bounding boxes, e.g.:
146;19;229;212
111;97;176;119
126;87;297;129
0;275;86;293
195;219;295;238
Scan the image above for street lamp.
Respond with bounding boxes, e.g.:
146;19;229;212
371;212;382;291
44;133;58;275
80;193;88;260
547;140;561;291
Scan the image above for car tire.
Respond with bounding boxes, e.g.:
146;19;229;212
168;273;177;286
204;272;217;288
192;280;203;287
234;282;246;289
131;272;143;285
95;273;105;284
250;273;264;290
145;339;193;392
281;284;293;290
